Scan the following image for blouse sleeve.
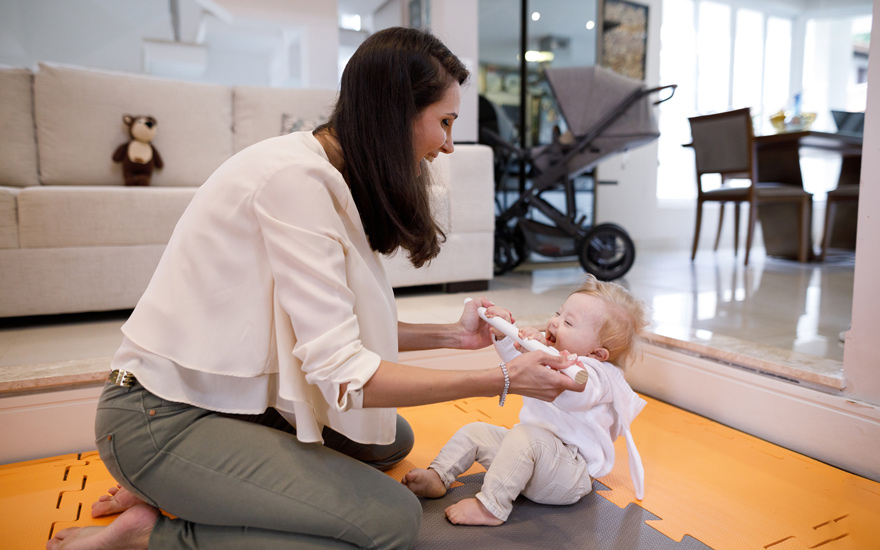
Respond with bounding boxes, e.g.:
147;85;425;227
253;163;380;412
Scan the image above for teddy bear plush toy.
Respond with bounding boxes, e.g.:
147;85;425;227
112;114;164;186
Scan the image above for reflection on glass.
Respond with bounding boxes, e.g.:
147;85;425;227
478;0;598;152
528;0;598;147
478;0;599;238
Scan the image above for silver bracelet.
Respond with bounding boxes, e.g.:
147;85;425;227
498;362;510;407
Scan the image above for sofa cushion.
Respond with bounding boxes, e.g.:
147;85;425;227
383;231;494;288
0;187;20;249
0;67;40;187
18;186;197;248
233;86;336;153
0;245;167;317
34;63;234;187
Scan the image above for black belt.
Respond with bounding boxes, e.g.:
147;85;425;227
108;369;137;387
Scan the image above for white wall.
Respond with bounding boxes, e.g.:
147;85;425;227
0;0;174;73
0;0;338;88
372;0;404;31
429;0;479;143
594;0;681;248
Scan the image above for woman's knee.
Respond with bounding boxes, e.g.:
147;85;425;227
321;415;414;470
392;492;422;549
368;484;421;549
368;415;415;471
387;415;415;464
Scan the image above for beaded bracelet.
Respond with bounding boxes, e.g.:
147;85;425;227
498;362;510;407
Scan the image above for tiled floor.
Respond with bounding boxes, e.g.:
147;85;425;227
0;246;854;389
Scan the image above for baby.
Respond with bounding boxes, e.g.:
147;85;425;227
402;274;650;525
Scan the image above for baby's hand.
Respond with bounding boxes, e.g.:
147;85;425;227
516;326;548;352
483;305;515;341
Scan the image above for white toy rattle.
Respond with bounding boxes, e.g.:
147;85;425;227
466;298;589;385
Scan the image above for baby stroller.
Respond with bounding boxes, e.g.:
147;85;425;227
484;65;676;280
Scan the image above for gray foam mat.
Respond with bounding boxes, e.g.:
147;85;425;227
414;473;712;549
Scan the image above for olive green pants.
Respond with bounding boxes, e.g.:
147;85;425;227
95;381;421;549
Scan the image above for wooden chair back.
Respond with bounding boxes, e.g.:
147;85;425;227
687;107;756;195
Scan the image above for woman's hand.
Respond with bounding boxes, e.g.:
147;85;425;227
456;297;515;350
505;349;585;401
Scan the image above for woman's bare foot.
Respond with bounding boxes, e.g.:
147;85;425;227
401;468;447;498
91;485;147;518
47;503;158;550
445;498;504;526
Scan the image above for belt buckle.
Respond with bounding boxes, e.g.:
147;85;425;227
108;369;136;387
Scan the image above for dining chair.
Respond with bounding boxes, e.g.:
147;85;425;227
687;108;813;265
818;152;860;260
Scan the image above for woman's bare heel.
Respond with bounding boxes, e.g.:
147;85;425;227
91;485;147;518
48;503;158;550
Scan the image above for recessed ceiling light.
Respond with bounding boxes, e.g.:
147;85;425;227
525;50;554;62
531;12;541;21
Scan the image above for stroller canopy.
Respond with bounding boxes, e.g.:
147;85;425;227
542;65;660;176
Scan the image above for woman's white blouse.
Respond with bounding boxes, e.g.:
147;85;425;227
113;131;400;445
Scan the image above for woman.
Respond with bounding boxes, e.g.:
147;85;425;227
48;27;583;550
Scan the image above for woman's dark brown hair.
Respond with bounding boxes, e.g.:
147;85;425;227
318;27;469;268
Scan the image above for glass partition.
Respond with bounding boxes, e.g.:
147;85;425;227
479;0;600;268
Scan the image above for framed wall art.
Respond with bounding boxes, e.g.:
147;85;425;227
602;0;649;81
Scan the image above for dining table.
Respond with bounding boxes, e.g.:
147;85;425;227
753;129;863;261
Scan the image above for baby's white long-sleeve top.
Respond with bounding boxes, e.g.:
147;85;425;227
494;337;645;480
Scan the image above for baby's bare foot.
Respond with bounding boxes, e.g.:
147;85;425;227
445;498;504;526
401;468;447;498
47;503;158;550
92;485;147;518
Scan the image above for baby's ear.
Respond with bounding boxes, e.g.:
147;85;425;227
592;348;610;362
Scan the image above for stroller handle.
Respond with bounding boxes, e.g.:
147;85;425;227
649;84;677;105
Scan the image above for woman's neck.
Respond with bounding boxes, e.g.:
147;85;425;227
314;128;345;177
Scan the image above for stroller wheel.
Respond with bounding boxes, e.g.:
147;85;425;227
494;224;527;276
578;223;636;281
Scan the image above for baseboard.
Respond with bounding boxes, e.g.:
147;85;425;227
0;384;103;465
631;344;880;482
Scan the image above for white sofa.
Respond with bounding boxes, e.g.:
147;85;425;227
0;63;494;318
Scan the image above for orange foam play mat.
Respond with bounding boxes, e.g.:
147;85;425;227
2;394;879;549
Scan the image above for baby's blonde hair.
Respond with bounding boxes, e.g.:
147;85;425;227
570;274;650;369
